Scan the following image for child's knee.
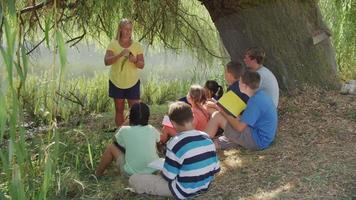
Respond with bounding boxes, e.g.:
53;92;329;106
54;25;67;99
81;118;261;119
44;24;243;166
129;174;144;193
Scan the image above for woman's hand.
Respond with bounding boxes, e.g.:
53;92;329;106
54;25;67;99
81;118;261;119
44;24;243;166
120;48;131;57
128;53;137;63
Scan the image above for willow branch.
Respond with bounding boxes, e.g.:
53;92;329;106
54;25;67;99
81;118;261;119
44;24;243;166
177;12;226;59
20;0;53;14
56;91;85;108
26;37;46;55
66;30;86;47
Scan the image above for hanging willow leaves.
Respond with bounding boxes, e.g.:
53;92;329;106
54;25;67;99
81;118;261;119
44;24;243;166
56;31;67;69
44;16;51;48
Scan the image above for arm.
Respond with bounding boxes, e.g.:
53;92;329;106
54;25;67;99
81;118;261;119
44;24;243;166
104;50;121;66
219;108;247;132
104;48;130;66
161;149;180;182
129;53;144;69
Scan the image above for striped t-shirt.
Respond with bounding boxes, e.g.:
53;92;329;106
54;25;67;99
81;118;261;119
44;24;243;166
162;130;220;200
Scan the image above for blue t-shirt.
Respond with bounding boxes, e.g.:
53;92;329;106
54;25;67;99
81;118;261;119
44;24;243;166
227;81;249;103
240;90;277;149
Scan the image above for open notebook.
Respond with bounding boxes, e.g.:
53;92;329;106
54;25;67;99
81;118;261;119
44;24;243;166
162;115;173;128
147;158;165;170
217;91;247;117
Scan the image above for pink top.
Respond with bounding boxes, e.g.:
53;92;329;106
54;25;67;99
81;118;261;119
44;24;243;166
192;106;210;131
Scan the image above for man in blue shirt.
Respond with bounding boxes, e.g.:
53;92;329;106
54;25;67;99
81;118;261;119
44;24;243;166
205;71;278;150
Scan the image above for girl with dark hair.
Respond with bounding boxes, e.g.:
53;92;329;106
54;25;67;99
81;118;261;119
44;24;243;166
178;80;223;104
96;102;160;177
204;80;224;100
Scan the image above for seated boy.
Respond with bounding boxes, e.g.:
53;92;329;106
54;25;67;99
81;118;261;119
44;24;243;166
205;71;278;150
129;102;220;199
95;102;160;176
206;61;249;114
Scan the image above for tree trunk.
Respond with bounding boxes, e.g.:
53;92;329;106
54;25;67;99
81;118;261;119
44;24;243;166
201;0;339;90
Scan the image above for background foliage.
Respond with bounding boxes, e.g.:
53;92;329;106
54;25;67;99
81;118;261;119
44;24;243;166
0;0;355;199
319;0;356;80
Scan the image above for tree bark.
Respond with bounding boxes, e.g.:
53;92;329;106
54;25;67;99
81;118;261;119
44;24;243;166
200;0;339;90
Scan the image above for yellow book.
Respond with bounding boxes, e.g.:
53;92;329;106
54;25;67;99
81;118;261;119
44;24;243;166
217;91;247;117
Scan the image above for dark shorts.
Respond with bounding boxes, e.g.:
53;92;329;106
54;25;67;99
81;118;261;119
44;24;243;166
113;141;126;154
109;80;140;99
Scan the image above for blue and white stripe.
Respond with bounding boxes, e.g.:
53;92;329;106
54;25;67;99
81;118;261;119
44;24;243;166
162;130;220;200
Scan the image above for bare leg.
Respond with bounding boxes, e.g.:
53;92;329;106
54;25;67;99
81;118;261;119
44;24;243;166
114;99;125;127
95;144;122;176
213;139;221;150
127;99;140;107
205;111;227;138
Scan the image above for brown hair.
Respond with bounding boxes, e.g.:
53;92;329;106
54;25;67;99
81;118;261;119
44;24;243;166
188;85;210;119
241;70;261;90
245;47;266;64
188;85;207;105
168;102;193;126
226;61;245;79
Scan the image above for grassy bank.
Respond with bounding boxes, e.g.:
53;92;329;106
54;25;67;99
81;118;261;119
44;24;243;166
2;86;354;199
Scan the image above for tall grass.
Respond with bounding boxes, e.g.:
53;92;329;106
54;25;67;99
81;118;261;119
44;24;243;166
21;73;112;125
0;2;64;199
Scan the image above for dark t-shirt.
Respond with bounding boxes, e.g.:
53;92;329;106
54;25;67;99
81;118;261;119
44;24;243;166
178;96;190;105
227;81;249;103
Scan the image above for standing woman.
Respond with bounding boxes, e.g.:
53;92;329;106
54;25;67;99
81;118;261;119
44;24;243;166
104;19;144;127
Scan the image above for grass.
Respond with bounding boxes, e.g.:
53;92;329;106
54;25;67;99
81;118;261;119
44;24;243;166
2;86;354;199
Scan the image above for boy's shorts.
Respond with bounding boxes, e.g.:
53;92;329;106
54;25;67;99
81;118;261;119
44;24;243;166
216;124;259;150
109;80;140;99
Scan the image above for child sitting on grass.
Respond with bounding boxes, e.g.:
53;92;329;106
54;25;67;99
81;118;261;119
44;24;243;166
205;71;278;150
95;102;160;176
206;61;249;114
129;102;220;199
161;85;210;143
204;80;224;100
178;80;223;104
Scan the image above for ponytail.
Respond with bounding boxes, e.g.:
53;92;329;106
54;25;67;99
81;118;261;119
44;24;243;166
215;85;224;99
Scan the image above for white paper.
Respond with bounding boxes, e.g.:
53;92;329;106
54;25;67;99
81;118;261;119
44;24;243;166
162;115;173;128
148;158;165;170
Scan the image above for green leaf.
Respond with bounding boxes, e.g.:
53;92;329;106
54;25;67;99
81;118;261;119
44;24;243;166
87;139;94;169
6;0;16;17
56;31;67;74
40;157;53;200
45;17;51;48
21;46;29;82
120;57;128;71
10;165;26;200
0;92;5;143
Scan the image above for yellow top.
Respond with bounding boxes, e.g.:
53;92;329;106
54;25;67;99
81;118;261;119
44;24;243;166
107;40;143;89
